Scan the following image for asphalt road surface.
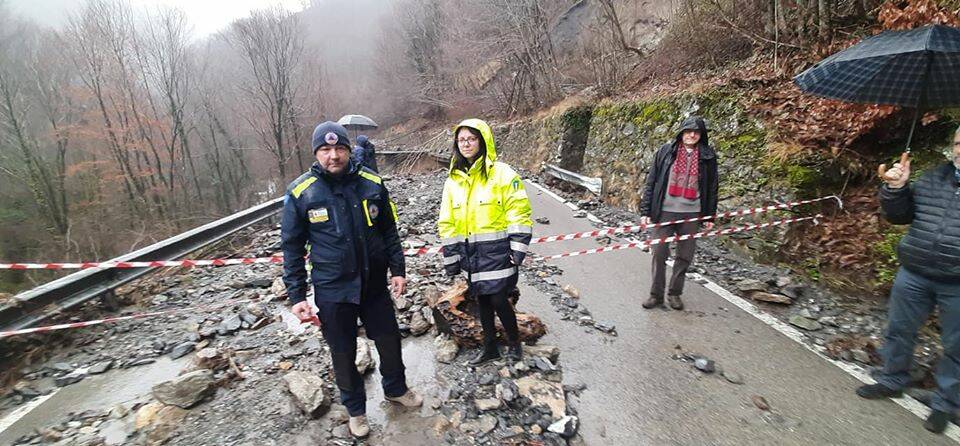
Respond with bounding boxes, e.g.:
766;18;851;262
516;180;957;446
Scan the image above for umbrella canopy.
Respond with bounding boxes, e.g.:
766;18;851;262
794;25;960;151
794;25;960;108
337;114;379;131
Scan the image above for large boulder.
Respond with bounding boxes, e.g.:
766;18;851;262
151;370;215;409
282;371;331;418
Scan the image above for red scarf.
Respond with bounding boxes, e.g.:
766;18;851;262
668;146;699;199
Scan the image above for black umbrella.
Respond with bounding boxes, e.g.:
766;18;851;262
794;24;960;152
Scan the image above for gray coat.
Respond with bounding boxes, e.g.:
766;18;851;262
880;162;960;282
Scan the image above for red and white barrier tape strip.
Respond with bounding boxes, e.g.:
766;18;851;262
0;196;840;269
538;214;822;261
0;215;820;338
0;257;284;270
0;298;255;339
400;195;840;255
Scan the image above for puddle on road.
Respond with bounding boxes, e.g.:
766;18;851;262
364;334;447;443
0;356;189;444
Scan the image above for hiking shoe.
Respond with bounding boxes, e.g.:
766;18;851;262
505;343;523;362
349;415;370;437
468;347;501;366
386;389;423;408
855;383;902;399
925;409;951;434
642;296;663;309
667;295;684;310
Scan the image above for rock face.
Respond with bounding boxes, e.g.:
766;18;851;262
282;371;331;418
151;370;216;409
430;282;546;347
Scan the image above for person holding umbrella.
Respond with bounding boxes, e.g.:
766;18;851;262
438;118;533;365
793;23;960;434
856;126;960;434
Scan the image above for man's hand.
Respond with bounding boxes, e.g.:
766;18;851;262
879;152;911;189
391;276;406;298
703;221;715;230
291;301;315;322
640;216;651;227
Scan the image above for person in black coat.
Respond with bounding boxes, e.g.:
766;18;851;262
638;116;719;311
857;126;960;434
282;122;420;438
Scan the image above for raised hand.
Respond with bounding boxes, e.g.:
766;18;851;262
878;152;910;189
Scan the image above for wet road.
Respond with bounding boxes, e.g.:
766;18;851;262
516;180;959;445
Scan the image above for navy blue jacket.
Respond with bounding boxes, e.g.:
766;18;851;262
880;162;960;283
281;161;404;305
352;136;379;173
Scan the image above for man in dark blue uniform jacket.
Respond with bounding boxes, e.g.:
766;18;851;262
281;121;421;438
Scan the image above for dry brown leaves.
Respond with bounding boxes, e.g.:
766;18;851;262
749;79;898;158
878;0;960;31
782;187;885;283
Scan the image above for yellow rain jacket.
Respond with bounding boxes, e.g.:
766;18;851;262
438;119;534;295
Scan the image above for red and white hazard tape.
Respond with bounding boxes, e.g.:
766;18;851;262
538;214;822;261
0;298;255;339
0;196;840;269
0;214;820;338
0;256;284;270
401;195;840;255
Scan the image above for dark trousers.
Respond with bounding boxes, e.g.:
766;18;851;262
476;288;520;350
650;211;700;299
875;267;960;412
315;287;408;416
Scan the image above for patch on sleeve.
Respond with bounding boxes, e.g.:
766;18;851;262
308;207;329;223
512;178;521;191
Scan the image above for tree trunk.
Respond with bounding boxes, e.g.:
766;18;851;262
818;0;832;40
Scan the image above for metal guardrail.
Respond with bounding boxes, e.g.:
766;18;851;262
0;197;285;333
543;164;603;195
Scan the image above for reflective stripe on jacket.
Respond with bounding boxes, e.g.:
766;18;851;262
438;119;533;295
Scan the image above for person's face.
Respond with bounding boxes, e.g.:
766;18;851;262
457;128;481;160
682;130;701;147
315;144;351;174
952;130;960;168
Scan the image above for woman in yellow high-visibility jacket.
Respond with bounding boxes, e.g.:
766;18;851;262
438;118;533;365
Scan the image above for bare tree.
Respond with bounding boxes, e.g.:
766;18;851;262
0;22;70;235
224;6;306;181
142;7;204;201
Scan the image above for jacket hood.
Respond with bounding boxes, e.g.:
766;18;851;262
356;135;373;149
674;116;710;149
450;118;497;175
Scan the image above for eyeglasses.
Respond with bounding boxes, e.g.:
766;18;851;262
457;136;479;145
